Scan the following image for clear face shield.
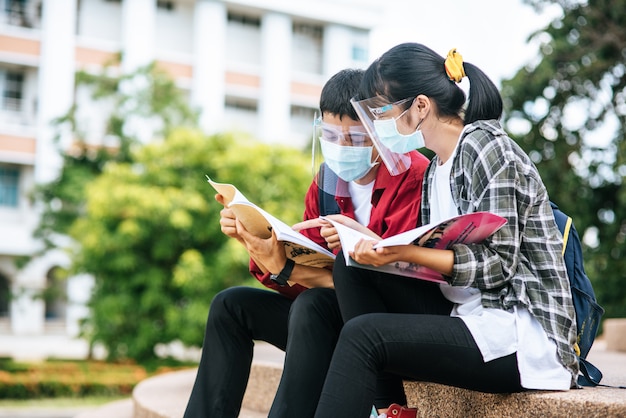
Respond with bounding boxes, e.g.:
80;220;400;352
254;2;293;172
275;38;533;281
312;113;378;197
350;95;416;176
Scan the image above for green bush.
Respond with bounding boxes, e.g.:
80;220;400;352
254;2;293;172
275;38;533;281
0;358;29;373
0;359;188;400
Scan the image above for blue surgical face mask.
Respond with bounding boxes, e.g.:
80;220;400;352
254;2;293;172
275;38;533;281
319;139;377;182
373;109;425;154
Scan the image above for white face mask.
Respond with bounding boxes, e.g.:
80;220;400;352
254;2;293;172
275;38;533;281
319;139;377;182
373;109;425;153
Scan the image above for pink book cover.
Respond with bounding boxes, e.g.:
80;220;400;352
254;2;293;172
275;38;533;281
336;212;507;283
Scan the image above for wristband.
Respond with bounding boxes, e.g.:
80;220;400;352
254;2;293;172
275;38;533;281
269;258;295;287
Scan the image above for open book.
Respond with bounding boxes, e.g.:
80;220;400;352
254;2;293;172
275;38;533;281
323;212;507;283
207;176;335;268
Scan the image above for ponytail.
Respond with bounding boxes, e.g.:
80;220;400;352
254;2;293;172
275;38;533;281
463;62;502;124
361;43;502;125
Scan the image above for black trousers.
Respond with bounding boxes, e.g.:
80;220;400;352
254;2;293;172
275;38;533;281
314;253;523;417
183;286;342;418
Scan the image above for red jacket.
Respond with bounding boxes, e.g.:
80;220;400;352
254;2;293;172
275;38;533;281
250;150;430;298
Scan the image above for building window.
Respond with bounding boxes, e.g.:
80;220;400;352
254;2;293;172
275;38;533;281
352;45;368;63
2;0;41;28
292;22;323;74
157;1;174;11
3;71;24;112
0;166;19;207
0;274;9;318
291;105;315;120
226;11;262;65
293;23;323;40
45;267;66;320
3;0;24;26
227;11;260;28
225;98;257;112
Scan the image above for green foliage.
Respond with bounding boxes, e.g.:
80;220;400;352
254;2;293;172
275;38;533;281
0;359;149;399
503;0;626;317
69;128;311;362
31;60;312;363
32;61;199;253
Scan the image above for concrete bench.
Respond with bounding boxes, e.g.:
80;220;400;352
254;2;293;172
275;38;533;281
403;338;626;417
403;382;626;417
80;339;626;418
605;318;626;352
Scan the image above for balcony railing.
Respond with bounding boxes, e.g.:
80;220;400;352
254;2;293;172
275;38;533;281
0;97;34;126
1;0;41;29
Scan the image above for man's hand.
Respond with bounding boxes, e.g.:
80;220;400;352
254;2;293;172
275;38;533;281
215;194;243;242
236;219;287;275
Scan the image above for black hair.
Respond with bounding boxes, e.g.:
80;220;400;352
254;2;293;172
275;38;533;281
360;43;502;124
319;68;363;121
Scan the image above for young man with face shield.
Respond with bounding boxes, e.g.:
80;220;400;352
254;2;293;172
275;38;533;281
183;69;447;418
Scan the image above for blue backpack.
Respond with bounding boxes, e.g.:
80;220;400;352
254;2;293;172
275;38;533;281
551;202;605;386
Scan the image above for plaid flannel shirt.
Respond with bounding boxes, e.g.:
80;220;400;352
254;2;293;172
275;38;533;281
421;120;579;385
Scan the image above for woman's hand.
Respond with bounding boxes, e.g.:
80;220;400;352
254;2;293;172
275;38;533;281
293;215;382;251
351;240;407;267
292;217;342;250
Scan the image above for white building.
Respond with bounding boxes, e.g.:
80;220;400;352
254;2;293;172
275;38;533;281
0;0;381;342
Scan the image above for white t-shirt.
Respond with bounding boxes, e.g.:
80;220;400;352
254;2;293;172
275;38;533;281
348;180;374;226
429;140;571;390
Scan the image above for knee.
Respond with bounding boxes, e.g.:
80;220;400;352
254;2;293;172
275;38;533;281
288;288;339;328
342;314;373;337
208;286;250;321
338;314;379;349
290;288;334;313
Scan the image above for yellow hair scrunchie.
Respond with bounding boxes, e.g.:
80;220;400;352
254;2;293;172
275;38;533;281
445;48;466;83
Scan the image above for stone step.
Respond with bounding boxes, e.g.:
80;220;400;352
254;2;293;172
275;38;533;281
131;361;283;418
73;342;284;418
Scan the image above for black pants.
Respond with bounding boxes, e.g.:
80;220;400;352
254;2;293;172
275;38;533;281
314;253;523;417
183;286;342;418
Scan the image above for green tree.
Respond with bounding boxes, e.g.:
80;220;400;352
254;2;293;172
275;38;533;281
32;61;312;362
501;0;626;317
69;128;310;362
33;61;198;252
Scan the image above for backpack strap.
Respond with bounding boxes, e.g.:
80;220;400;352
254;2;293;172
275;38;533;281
579;358;626;388
557;212;582;358
579;359;603;386
317;163;340;216
561;216;572;257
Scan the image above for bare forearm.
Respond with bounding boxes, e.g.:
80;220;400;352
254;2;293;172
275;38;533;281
398;246;454;276
288;265;334;289
353;242;455;277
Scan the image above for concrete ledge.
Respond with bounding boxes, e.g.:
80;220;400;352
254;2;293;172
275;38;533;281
403;339;626;418
131;361;282;418
91;340;626;418
241;361;283;413
133;369;196;418
403;382;626;417
604;318;626;352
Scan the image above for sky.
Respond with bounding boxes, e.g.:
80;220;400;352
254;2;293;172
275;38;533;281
370;0;562;86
